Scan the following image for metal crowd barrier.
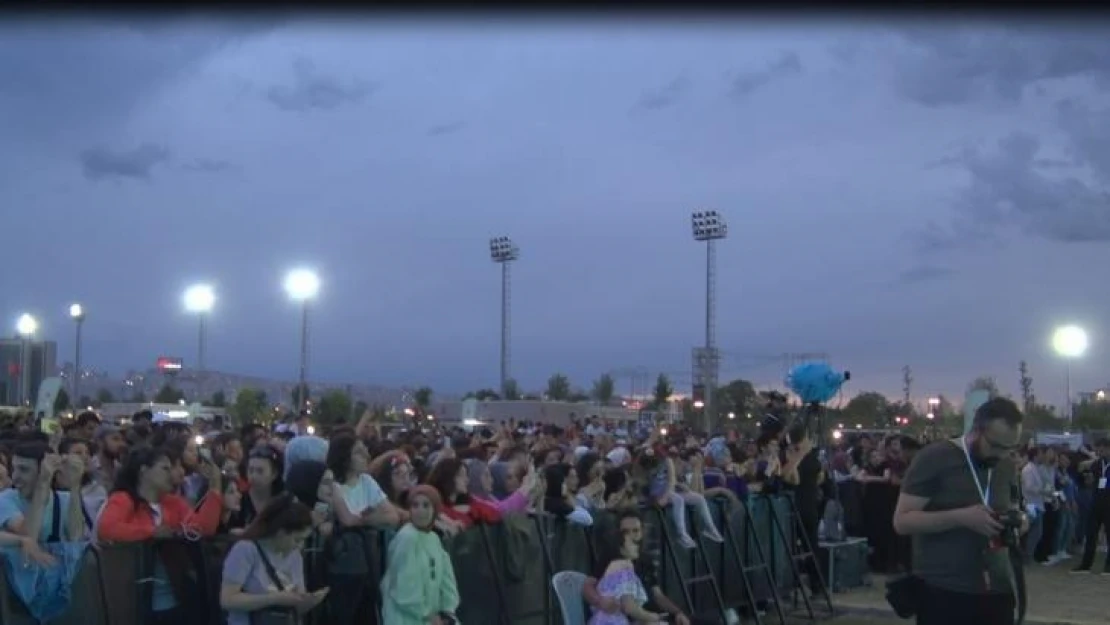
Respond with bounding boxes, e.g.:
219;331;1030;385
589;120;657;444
0;495;810;625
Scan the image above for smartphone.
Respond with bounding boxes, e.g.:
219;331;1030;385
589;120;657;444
199;448;214;463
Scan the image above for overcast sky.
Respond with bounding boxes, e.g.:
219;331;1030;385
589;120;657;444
2;15;1109;404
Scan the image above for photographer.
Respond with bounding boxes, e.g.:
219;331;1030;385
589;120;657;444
893;397;1025;625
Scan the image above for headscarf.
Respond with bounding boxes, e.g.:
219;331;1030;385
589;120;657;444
489;461;514;500
542;464;573;518
407;484;442;532
705;437;731;468
283;436;328;480
606;446;631;467
284;460;328;508
464;459;491;500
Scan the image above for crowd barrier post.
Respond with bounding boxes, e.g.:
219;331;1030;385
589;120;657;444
646;505;728;623
762;495;834;621
476;521;513;625
714;497;787;625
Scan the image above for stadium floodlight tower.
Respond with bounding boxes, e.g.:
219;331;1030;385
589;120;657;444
69;304;85;404
15;313;38;406
183;284;215;371
691;210;728;434
284;269;320;413
489;236;519;398
1052;324;1089;422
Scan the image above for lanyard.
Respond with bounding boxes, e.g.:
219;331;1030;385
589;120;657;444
959;436;992;506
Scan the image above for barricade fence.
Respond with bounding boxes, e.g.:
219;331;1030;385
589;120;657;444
0;495;804;625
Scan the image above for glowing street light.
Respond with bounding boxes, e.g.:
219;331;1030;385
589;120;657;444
285;269;319;412
16;314;37;337
1052;324;1089;422
15;314;37;406
184;284;215;371
69;304;86;404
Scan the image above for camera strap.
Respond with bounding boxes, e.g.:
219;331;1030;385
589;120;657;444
953;437;1024;625
955;437;992;505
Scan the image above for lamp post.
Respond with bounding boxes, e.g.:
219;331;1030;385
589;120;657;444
927;396;940;438
69;304;85;405
691;210;728;434
1052;325;1089;422
489;237;519;398
184;284;215;371
15;314;37;406
284;269;320;413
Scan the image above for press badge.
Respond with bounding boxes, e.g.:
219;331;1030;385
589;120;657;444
1099;477;1107;490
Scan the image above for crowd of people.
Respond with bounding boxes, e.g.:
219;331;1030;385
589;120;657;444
0;400;845;625
0;396;1104;625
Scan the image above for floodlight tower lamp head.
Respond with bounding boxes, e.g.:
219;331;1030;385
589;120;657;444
691;209;728;241
489;236;519;263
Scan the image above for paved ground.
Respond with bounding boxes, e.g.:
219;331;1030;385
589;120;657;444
820;559;1110;625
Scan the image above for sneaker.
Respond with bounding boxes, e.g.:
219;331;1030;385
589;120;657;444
703;529;725;543
678;534;698;549
1071;565;1091;574
1055;552;1072;561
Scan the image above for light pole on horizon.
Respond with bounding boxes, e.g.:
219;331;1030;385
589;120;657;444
184;284;215;372
69;304;85;405
15;314;37;406
489;237;519;398
284;269;320;413
1052;325;1088;423
691;210;728;434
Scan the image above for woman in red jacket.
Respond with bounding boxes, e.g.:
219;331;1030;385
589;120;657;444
424;457;500;534
97;446;223;625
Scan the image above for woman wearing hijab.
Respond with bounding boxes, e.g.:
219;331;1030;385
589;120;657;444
464;458;534;515
542;464;594;526
380;485;460;625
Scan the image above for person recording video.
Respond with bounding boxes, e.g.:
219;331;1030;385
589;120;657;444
892;397;1026;625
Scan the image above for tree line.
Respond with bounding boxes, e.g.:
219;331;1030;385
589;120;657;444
54;360;1110;432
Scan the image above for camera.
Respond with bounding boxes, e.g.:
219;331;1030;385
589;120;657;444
994;509;1023;548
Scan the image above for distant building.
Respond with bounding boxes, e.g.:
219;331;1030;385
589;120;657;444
431;400;639;426
0;339;57;406
1077;389;1109;403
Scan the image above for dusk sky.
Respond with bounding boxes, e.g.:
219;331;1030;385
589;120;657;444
3;16;1109;405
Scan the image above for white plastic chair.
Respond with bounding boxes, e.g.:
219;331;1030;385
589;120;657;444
552;570;589;625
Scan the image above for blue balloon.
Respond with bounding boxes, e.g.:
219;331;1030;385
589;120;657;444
786;362;847;404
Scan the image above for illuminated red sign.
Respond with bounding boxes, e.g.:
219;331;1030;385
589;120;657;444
156;357;183;372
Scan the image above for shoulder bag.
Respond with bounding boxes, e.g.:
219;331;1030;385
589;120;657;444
249;541;300;625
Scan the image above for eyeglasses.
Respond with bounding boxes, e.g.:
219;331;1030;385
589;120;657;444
250;447;280;461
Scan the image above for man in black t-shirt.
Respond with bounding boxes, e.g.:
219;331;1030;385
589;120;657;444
894;397;1024;625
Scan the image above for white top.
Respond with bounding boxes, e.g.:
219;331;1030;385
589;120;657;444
338;474;387;515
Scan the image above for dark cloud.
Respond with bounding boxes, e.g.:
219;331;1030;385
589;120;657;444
182;157;235;173
0;20;271;142
920;132;1110;246
890;26;1110;107
633;75;690;111
897;265;957;285
728;51;802;98
79;144;170;181
427;121;467;137
266;58;377;113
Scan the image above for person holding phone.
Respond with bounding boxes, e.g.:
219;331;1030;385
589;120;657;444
220;494;329;625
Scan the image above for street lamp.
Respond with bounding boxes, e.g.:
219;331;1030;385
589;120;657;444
69;304;85;405
184;284;215;371
284;269;320;412
489;237;519;398
691;210;728;434
15;314;37;406
1052;325;1089;422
